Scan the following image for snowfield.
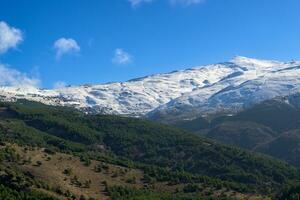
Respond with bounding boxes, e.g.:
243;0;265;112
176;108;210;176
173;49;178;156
1;56;300;118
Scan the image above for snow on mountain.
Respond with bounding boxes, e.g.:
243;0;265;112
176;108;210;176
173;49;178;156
0;59;240;115
1;56;300;118
148;57;300;119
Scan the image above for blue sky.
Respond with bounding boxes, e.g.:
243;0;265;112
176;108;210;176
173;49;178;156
0;0;300;88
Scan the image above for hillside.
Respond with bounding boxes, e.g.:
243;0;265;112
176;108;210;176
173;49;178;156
0;100;298;199
256;129;300;167
206;121;276;149
172;99;300;168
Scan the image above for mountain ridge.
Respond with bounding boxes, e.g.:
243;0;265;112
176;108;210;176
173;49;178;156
1;56;300;118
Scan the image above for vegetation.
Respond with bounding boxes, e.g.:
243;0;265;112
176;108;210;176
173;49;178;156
173;99;300;168
0;185;58;200
0;100;299;199
107;185;233;200
275;183;300;200
0;145;59;199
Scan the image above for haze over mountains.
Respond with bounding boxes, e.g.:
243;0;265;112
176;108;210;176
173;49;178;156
1;56;300;120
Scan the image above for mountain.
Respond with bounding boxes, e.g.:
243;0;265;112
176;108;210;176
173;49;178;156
149;57;300;121
173;99;300;168
0;100;298;199
256;129;300;167
2;56;300;119
0;60;239;116
207;121;276;149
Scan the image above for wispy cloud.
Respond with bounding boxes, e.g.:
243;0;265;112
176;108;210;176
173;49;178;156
128;0;154;7
112;48;132;65
53;81;67;89
0;64;40;87
170;0;205;6
54;37;80;59
0;22;38;87
0;21;23;54
127;0;204;7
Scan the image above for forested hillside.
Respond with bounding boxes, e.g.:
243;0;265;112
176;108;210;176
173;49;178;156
0;100;299;199
173;99;300;169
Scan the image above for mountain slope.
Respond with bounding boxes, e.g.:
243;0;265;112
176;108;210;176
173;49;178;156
3;56;300;118
172;99;300;168
256;129;300;167
206;121;276;149
0;100;299;200
0;61;239;116
149;57;300;120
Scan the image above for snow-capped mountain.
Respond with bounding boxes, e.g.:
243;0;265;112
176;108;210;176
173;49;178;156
149;57;300;119
1;56;300;118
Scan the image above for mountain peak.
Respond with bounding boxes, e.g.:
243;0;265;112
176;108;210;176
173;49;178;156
231;56;282;68
1;56;300;118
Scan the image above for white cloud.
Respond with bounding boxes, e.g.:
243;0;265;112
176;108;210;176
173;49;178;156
53;81;67;89
0;22;39;87
0;64;40;87
0;21;23;54
54;37;80;59
112;48;132;65
128;0;154;7
170;0;205;5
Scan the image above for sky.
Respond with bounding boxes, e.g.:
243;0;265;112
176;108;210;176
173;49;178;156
1;0;300;88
